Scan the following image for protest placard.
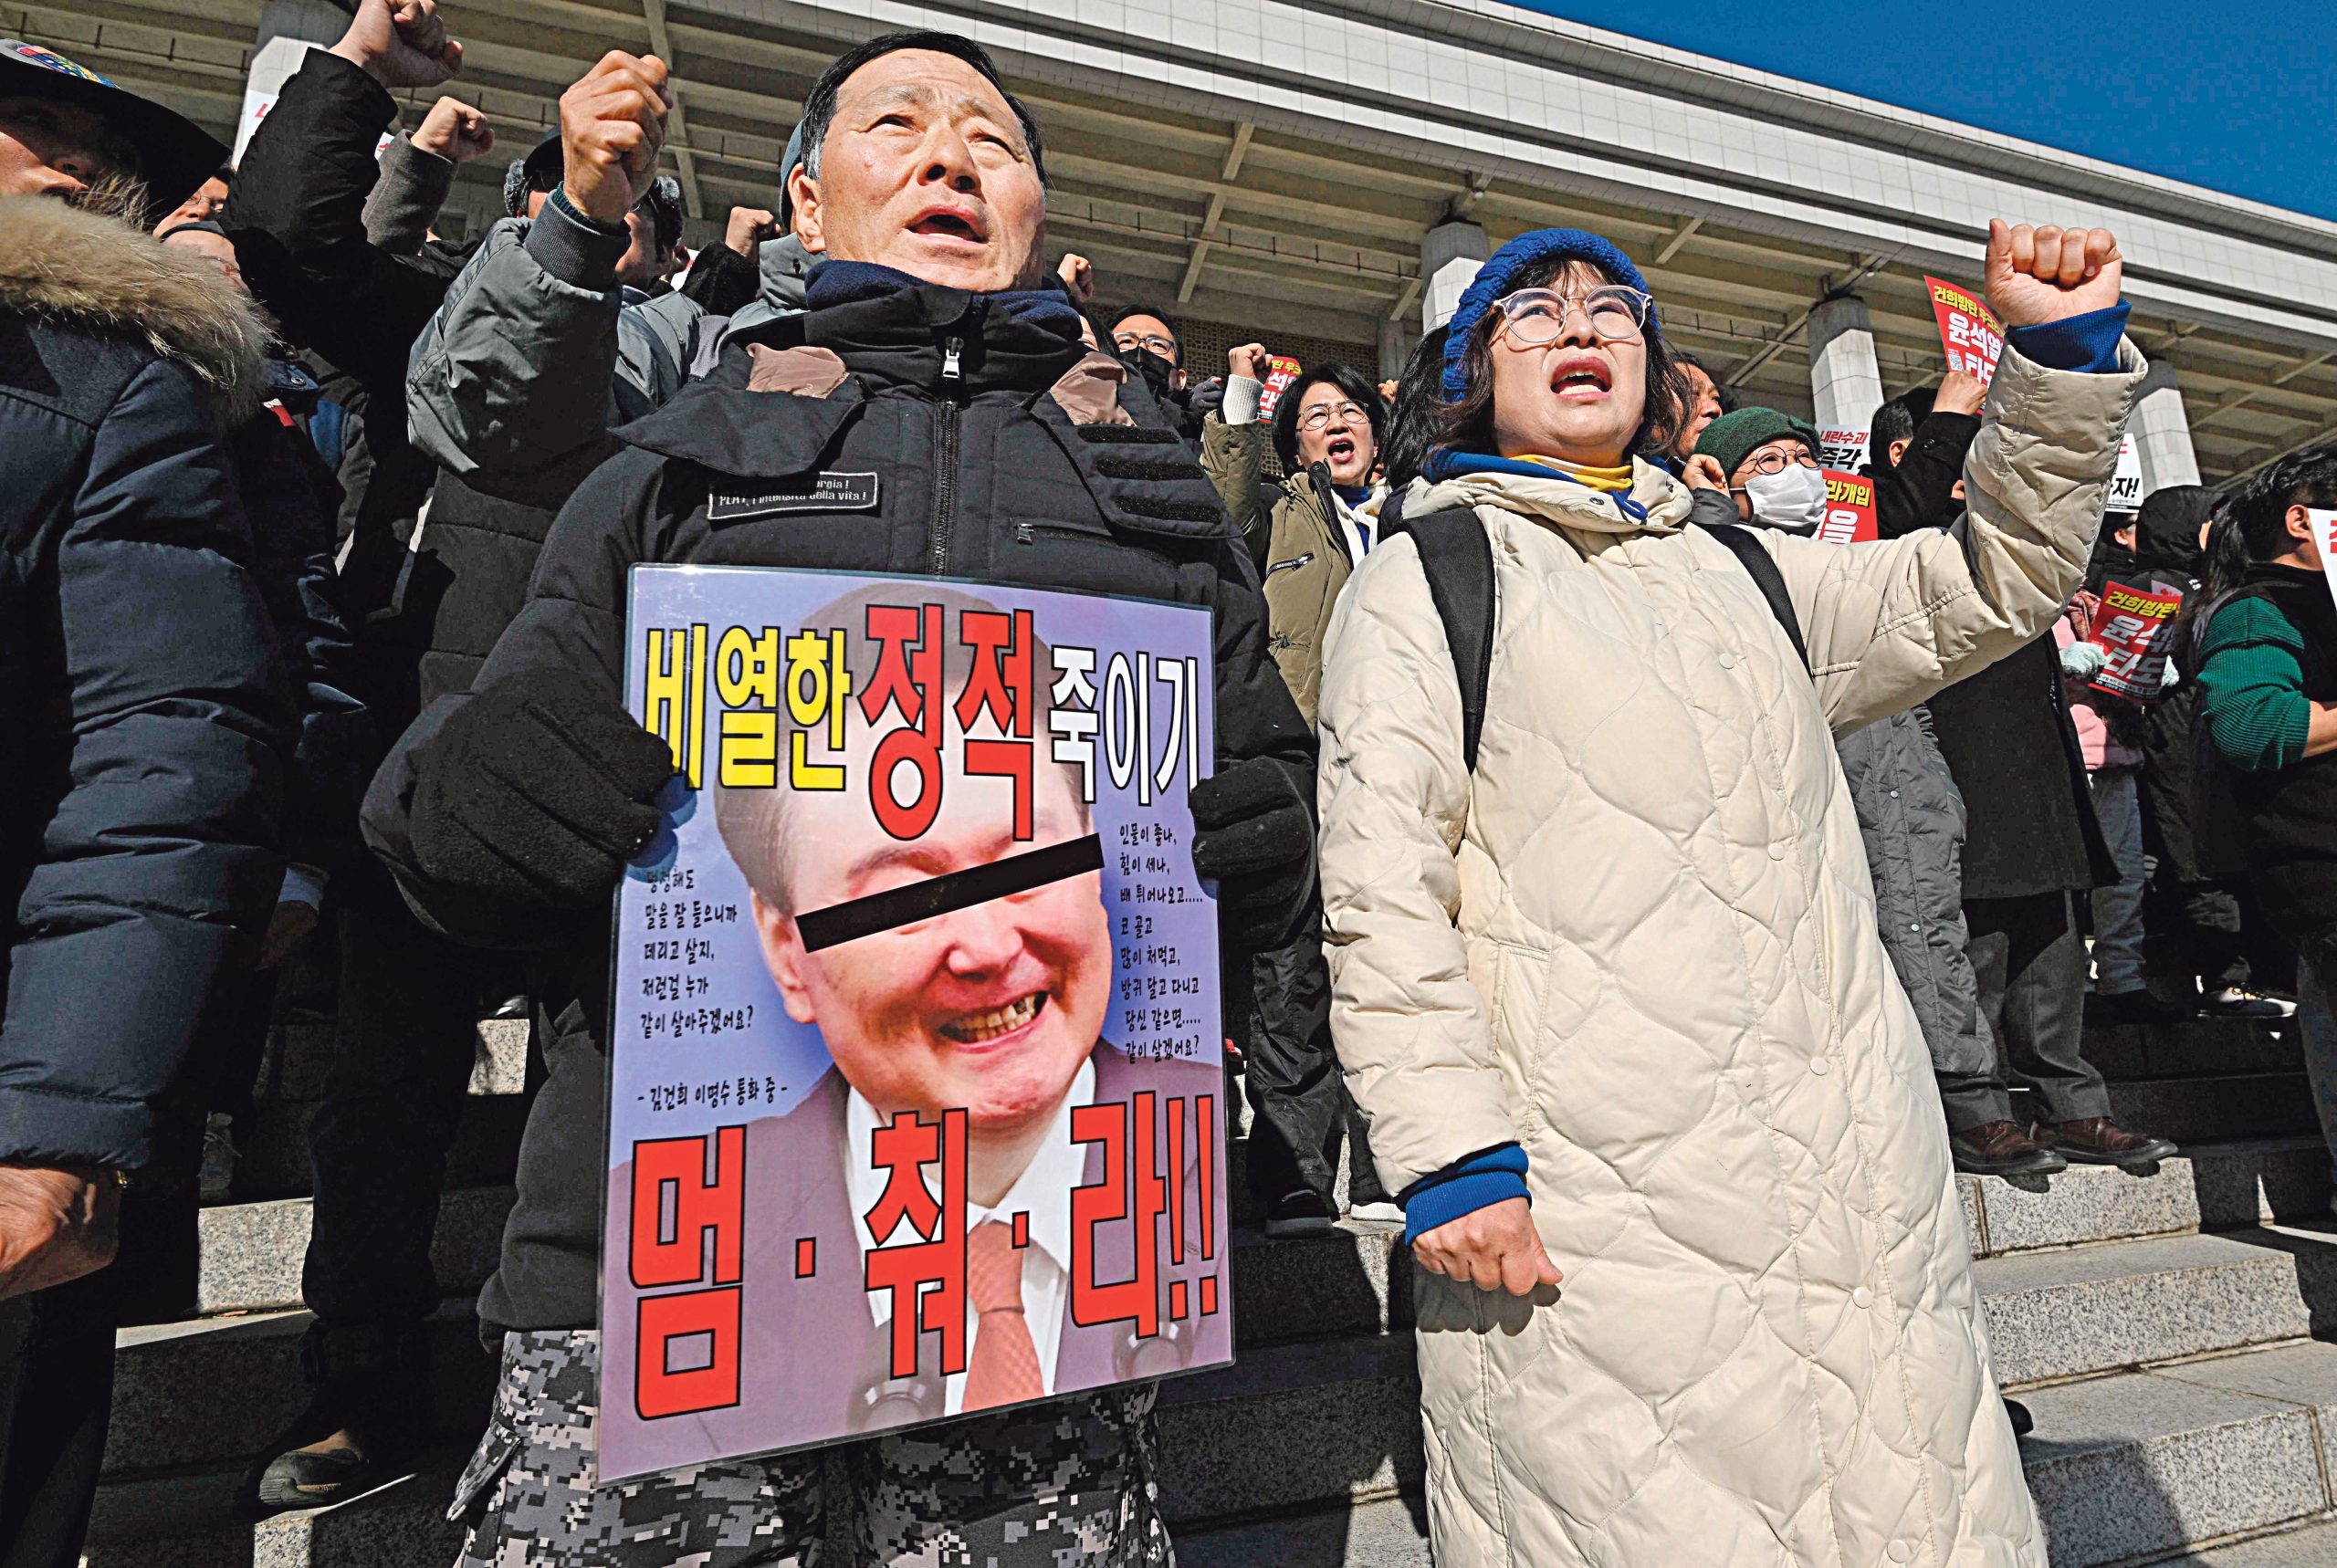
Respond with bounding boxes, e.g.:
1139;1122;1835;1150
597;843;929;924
599;568;1231;1479
1818;469;1879;545
2108;435;2144;513
1924;276;2006;385
1818;428;1871;473
2085;579;2185;703
2313;509;2337;616
1256;355;1303;421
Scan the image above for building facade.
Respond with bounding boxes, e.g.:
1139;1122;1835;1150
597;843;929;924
35;0;2337;487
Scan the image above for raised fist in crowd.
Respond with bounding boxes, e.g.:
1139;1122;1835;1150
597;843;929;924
1227;341;1267;382
1056;252;1094;305
328;0;463;89
412;96;494;164
725;206;778;257
1986;220;2122;329
561;50;673;226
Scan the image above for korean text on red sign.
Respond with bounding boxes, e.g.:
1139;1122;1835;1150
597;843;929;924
2085;579;2184;704
601;567;1231;1479
1818;470;1878;546
1924;276;2006;385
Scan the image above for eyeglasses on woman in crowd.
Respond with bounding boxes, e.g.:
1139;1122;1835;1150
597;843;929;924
1493;286;1652;345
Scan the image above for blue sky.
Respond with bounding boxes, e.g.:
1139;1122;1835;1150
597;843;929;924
1507;1;2337;222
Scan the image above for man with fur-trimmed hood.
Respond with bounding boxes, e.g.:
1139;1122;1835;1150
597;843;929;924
0;40;288;1566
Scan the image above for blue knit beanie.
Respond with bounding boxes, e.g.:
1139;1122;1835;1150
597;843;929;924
1441;227;1658;398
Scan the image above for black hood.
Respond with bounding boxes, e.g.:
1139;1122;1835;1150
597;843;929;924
2136;484;2216;572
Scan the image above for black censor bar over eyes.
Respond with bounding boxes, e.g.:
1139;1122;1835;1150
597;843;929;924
794;834;1105;952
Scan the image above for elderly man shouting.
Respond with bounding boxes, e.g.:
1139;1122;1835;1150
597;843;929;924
363;28;1313;1568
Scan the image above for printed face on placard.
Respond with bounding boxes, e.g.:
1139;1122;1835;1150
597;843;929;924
748;704;1109;1140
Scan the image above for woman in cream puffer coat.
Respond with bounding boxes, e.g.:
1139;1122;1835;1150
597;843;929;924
1317;222;2143;1567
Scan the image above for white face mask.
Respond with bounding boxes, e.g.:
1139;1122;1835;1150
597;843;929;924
1741;465;1829;532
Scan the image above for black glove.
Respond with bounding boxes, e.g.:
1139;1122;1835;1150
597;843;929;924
408;669;676;918
1190;757;1315;952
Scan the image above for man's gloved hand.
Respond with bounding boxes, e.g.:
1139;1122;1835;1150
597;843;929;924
408;670;676;916
2059;640;2109;682
1190;758;1315;951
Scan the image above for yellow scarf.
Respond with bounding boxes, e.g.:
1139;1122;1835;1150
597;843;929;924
1516;455;1636;494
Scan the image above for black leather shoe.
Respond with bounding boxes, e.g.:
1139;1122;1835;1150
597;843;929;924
1949;1121;2068;1177
2034;1116;2178;1168
239;1324;427;1518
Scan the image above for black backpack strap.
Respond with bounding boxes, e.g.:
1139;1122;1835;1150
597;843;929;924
1699;522;1810;674
1391;507;1495;772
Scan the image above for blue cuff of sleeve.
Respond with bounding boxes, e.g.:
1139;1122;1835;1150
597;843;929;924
2006;302;2129;374
1399;1144;1529;1246
526;185;630;292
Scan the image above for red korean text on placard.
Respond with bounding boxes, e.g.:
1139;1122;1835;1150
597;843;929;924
1070;1092;1222;1332
956;608;1036;841
1924;276;2005;385
629;1126;746;1419
1817;470;1878;546
862;1108;970;1378
860;602;945;841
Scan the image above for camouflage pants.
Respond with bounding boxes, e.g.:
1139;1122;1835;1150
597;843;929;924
449;1329;1174;1567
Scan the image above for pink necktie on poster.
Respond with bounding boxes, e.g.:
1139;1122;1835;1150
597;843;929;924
962;1220;1043;1410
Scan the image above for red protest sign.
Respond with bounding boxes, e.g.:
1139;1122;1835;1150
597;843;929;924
1256;355;1302;421
2085;579;2184;704
1818;469;1878;545
1924;277;2006;385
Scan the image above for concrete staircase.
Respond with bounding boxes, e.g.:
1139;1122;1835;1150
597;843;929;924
82;1015;2337;1567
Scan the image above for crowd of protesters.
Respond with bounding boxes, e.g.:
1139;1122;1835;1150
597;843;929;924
2;0;2332;1563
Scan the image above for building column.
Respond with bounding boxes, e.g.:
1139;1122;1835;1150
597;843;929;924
1378;318;1417;384
1421;220;1488;336
234;0;357;162
2131;360;2204;495
1807;293;1886;435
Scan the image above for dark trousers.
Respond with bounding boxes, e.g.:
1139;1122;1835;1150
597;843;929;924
1241;933;1386;1207
1938;890;2113;1132
0;1265;116;1568
302;899;499;1329
2142;877;2250;995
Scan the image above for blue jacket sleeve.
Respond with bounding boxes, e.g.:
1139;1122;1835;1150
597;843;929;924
1;359;290;1169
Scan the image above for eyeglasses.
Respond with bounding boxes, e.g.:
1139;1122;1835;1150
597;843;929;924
1739;446;1819;476
1493;286;1652;345
1295;401;1371;432
1114;332;1178;359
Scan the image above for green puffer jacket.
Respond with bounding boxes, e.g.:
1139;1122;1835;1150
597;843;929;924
1200;412;1372;727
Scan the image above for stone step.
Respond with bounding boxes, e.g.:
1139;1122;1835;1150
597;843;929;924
1176;1344;2337;1568
255;1019;531;1104
2021;1339;2337;1567
1976;1226;2337;1388
103;1303;496;1479
91;1323;2337;1568
86;1462;470;1568
194;1187;513;1316
2082;1016;2299;1082
1964;1137;2332;1258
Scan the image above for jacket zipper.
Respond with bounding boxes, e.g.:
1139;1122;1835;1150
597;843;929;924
1267;552;1315;575
929;336;965;575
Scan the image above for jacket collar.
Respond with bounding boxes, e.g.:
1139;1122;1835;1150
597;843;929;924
616;267;1094;476
0;195;268;423
1403;455;1692;538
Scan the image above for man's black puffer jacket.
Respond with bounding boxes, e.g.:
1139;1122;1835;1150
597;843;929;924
0;199;289;1170
363;274;1315;1332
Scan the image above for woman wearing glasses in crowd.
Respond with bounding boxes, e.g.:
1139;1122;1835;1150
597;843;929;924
1201;349;1389;727
1315;223;2143;1566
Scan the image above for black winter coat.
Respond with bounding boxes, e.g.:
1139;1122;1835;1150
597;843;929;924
0;200;289;1169
1872;412;2115;899
221;48;472;739
362;281;1314;1331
